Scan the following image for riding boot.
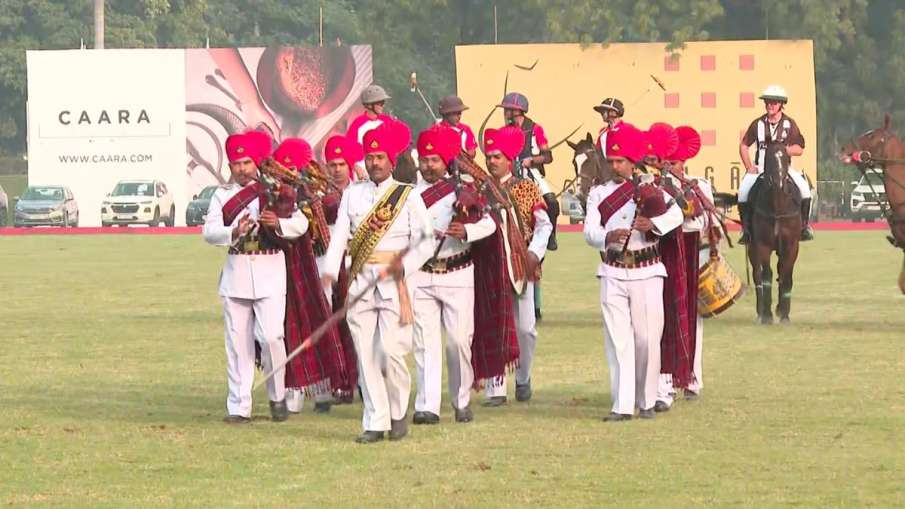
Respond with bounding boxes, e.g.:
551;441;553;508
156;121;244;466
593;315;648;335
800;198;814;241
542;192;559;251
738;202;751;245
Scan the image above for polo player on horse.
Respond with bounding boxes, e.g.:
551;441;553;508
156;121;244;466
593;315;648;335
737;85;815;243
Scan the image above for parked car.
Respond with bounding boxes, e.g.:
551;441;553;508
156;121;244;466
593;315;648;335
101;179;175;227
14;185;79;227
849;169;885;222
0;184;7;226
185;185;218;226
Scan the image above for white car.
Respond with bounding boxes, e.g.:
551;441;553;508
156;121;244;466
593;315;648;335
101;180;175;227
849;169;886;222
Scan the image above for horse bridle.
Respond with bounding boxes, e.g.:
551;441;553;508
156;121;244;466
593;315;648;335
851;131;905;248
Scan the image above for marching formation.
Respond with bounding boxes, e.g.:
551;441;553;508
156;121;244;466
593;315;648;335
203;82;810;440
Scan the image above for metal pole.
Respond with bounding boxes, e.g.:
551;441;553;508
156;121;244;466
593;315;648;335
319;6;324;47
94;0;104;49
493;5;498;44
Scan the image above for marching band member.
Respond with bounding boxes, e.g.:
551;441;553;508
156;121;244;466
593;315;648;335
321;119;435;443
319;134;362;404
411;125;495;425
203;130;309;424
583;124;684;421
472;125;552;406
271;138;351;416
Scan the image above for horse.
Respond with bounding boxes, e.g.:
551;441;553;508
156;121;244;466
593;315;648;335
748;142;802;324
842;114;905;293
566;133;612;210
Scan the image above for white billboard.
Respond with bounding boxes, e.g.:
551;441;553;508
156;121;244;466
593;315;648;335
27;49;187;226
26;47;373;227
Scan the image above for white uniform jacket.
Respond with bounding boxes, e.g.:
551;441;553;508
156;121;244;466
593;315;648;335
203;183;309;299
583;180;684;281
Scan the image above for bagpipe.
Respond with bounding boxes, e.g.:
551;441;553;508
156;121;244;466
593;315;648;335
657;162;733;253
454;152;533;287
258;157;338;255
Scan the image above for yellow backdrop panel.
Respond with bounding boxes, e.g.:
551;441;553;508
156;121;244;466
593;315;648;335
455;40;816;202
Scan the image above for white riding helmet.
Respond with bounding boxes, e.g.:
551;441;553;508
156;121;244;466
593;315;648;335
361;84;391;105
759;85;788;104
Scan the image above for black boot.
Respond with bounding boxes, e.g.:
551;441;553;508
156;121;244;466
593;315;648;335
738;202;751;245
800;198;814;241
542;192;559;251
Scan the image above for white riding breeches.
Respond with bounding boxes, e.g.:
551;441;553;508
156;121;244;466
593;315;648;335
738;168;811;203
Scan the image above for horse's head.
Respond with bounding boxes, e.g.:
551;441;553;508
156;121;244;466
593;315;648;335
567;132;611;200
842;114;893;162
763;142;791;188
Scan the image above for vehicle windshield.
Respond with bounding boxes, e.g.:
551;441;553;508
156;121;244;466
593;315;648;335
198;186;217;199
858;171;884;187
112;182;154;197
21;187;63;201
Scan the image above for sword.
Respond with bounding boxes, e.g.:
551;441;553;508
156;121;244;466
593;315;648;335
253;232;430;391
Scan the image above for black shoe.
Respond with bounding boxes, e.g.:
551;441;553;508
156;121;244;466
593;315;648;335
454;406;474;423
515;380;532;402
800;224;815;241
653;400;671;413
389;417;408;441
547;234;558;251
738;230;750;245
355;431;384;444
269;400;289;422
684;390;700;401
638;408;655;419
313;401;332;414
223;414;251;424
535;308;543;321
602;412;632;422
413;411;440;425
482;396;507;407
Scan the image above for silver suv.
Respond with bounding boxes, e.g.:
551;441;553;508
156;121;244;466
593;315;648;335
14;185;79;227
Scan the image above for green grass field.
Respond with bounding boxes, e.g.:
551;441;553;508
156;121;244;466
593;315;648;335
1;231;903;507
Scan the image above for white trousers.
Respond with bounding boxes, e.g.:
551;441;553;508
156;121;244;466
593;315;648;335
599;277;664;414
738;170;811;202
347;285;413;432
656;314;704;406
413;284;475;414
485;281;538;398
222;295;288;417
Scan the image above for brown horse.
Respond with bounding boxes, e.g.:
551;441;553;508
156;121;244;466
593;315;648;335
566;133;612;210
749;142;802;324
842;114;905;293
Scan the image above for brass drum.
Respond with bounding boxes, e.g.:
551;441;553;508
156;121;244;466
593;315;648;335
697;254;745;318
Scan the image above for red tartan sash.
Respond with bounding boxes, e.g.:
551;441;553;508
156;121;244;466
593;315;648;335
597;181;633;226
659;230;695;389
222;183;263;226
420;179;456;209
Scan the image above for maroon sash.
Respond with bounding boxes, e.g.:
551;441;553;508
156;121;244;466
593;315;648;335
222;183;263;226
597;181;633;226
282;233;352;394
471;218;520;388
420;179;456;209
659;230;695;389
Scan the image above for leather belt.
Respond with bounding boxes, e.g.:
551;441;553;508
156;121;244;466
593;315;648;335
228;248;281;255
602;245;661;268
421;250;472;274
